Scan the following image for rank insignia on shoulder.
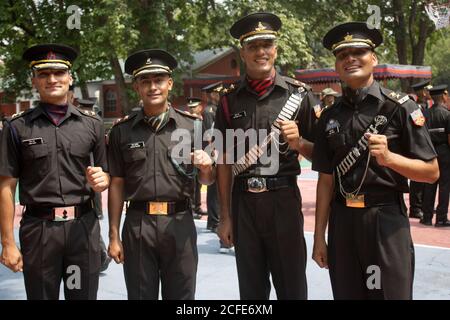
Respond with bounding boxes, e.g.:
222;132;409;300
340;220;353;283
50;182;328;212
112;115;130;126
389;92;401;99
388;91;409;104
221;84;236;95
11;111;25;119
80;109;98;117
410;108;425;126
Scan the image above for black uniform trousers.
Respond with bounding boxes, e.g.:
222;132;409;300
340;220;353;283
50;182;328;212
231;183;307;300
122;207;198;300
206;182;220;230
409;181;424;214
19;210;101;300
422;147;450;222
328;200;414;300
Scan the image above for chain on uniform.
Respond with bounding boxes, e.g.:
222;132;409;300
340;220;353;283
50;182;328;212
232;87;306;176
336;115;388;177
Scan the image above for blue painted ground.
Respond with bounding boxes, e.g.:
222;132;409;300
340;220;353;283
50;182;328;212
1;216;449;300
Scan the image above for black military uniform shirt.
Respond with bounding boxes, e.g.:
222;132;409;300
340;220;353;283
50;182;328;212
424;103;450;150
108;107;201;201
214;72;319;178
0;103;107;206
312;81;436;193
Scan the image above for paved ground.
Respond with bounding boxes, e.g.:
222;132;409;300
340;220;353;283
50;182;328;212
1;163;449;300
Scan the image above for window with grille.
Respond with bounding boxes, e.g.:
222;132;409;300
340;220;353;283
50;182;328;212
104;90;117;112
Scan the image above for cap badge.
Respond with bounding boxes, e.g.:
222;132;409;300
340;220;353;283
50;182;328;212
146;58;152;65
344;34;353;41
46;51;57;60
255;21;267;32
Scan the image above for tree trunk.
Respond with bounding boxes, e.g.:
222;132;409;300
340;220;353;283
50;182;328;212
80;82;90;99
109;55;130;116
391;0;410;92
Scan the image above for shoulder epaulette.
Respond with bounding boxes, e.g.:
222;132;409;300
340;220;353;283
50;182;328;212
173;108;201;120
10;108;33;121
78;109;100;119
381;87;410;105
283;76;311;91
111;113;136;127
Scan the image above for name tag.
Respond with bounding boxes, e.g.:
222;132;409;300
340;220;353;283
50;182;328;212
231;111;246;120
128;141;145;149
22;138;44;146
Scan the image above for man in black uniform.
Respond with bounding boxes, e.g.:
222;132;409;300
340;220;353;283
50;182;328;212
408;80;432;219
202;82;231;253
107;49;214;300
312;22;439;300
420;85;450;227
202;82;222;233
0;44;109;300
186;97;208;220
215;12;318;300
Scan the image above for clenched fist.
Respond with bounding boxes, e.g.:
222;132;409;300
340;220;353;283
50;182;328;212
86;166;110;192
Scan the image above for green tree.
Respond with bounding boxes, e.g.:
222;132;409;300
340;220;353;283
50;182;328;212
286;0;446;91
425;28;450;87
187;0;313;76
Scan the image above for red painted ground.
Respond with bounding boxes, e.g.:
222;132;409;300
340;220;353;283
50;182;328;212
13;176;450;248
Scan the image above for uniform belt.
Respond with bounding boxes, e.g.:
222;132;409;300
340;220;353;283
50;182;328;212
335;192;401;208
128;199;190;215
26;200;94;221
237;176;297;193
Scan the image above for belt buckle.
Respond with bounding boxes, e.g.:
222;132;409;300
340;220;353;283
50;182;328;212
345;194;365;208
53;207;76;221
247;177;268;193
147;202;168;215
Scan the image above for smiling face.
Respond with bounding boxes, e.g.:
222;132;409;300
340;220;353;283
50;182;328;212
334;47;377;89
240;39;277;80
133;73;173;112
32;68;72;105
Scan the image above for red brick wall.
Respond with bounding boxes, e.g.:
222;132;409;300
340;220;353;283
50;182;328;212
19;101;30;111
0;92;16;117
199;51;240;77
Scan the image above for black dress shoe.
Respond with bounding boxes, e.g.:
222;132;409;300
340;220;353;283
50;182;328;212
409;210;424;219
419;219;432;226
435;220;450;227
